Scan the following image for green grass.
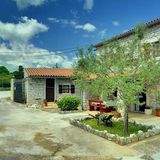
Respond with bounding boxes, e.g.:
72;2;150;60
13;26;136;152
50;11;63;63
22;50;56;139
82;119;149;137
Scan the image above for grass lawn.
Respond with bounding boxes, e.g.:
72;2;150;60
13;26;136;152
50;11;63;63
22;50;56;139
82;119;149;137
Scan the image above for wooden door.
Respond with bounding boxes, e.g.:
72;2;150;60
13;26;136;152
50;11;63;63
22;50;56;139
46;79;54;102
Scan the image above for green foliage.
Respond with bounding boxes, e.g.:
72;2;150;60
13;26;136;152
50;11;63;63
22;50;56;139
13;65;24;79
0;66;12;88
0;65;24;88
57;96;81;111
82;119;149;137
0;74;12;87
0;66;9;75
74;24;160;134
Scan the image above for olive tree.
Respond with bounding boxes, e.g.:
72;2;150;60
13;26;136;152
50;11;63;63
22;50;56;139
74;25;160;135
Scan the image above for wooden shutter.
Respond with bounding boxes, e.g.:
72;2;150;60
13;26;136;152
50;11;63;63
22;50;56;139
59;85;62;94
71;85;75;94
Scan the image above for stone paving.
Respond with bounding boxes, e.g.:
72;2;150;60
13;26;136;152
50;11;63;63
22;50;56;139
0;98;160;159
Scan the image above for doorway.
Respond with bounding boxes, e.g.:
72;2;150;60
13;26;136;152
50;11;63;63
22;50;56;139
135;92;146;112
46;79;55;102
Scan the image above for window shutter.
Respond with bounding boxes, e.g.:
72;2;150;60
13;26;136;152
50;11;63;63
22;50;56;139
59;85;62;94
71;85;75;94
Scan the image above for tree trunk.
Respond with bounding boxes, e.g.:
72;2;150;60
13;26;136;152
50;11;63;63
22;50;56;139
123;105;129;135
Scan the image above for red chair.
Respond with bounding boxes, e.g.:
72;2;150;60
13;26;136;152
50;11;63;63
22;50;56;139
88;99;104;112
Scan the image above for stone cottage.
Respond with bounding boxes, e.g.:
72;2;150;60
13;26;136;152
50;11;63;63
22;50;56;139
24;68;82;105
94;18;160;113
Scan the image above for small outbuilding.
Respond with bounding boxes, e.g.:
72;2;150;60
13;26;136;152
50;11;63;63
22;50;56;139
24;68;82;105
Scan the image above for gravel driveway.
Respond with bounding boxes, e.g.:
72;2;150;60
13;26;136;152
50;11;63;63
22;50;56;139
0;98;160;160
0;91;10;98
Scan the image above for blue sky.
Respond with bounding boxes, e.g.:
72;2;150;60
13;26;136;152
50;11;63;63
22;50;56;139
0;0;160;70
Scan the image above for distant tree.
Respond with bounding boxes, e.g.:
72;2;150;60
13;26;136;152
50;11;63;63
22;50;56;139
53;63;59;68
0;66;10;75
0;66;11;88
13;65;24;79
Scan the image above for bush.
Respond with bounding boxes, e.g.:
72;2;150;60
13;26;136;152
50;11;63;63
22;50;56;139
57;96;81;111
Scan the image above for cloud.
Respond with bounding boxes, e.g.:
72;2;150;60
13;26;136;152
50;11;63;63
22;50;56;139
0;17;48;44
75;23;96;32
48;17;77;26
13;0;46;10
98;29;107;39
48;17;96;32
0;43;73;70
0;17;73;70
112;21;120;26
84;0;94;11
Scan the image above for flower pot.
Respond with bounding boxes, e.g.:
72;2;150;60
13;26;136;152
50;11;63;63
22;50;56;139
145;109;152;115
156;110;160;117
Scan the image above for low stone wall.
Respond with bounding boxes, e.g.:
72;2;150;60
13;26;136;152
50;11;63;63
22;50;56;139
69;117;160;145
59;110;83;114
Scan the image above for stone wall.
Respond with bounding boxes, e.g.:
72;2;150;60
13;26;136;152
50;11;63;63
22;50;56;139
25;78;45;105
25;77;84;106
96;24;160;113
55;78;82;100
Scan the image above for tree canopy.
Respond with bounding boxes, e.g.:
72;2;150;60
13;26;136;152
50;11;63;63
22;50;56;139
73;25;160;135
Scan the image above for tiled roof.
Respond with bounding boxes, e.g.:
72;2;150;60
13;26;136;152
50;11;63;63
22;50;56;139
94;17;160;48
25;68;73;77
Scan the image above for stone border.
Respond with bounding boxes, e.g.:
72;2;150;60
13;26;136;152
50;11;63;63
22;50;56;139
69;117;160;145
59;110;83;114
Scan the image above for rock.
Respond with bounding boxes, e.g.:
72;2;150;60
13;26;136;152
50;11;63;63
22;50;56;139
144;131;150;138
29;104;41;109
130;133;138;142
103;131;108;139
111;134;117;142
94;130;100;136
151;128;160;135
119;137;127;145
126;137;132;144
148;129;154;136
137;130;145;140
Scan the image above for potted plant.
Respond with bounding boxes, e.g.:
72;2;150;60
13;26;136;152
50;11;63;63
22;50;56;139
144;105;152;115
155;107;160;117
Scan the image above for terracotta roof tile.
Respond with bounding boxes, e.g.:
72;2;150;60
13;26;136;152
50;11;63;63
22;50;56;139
25;68;73;77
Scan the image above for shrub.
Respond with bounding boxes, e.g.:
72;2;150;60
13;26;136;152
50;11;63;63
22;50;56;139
57;96;81;111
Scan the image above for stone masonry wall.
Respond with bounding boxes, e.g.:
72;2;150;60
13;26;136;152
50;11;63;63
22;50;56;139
26;78;45;105
97;24;160;113
55;78;81;100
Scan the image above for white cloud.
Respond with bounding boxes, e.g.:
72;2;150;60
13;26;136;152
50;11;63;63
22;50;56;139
48;17;96;32
0;17;48;44
48;17;77;26
98;29;107;39
13;0;46;10
112;21;120;26
75;23;96;32
0;17;73;70
84;0;94;11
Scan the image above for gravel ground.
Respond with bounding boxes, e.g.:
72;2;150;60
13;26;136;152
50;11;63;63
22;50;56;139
0;91;10;98
0;98;160;160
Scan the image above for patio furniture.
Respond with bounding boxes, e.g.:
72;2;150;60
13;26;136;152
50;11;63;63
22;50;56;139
88;99;116;113
88;99;103;112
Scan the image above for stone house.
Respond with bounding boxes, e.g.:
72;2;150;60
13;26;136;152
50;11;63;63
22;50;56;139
24;68;82;105
94;18;160;113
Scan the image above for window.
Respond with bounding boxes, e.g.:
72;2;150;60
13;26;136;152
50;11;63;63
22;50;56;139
153;41;160;57
59;84;75;94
